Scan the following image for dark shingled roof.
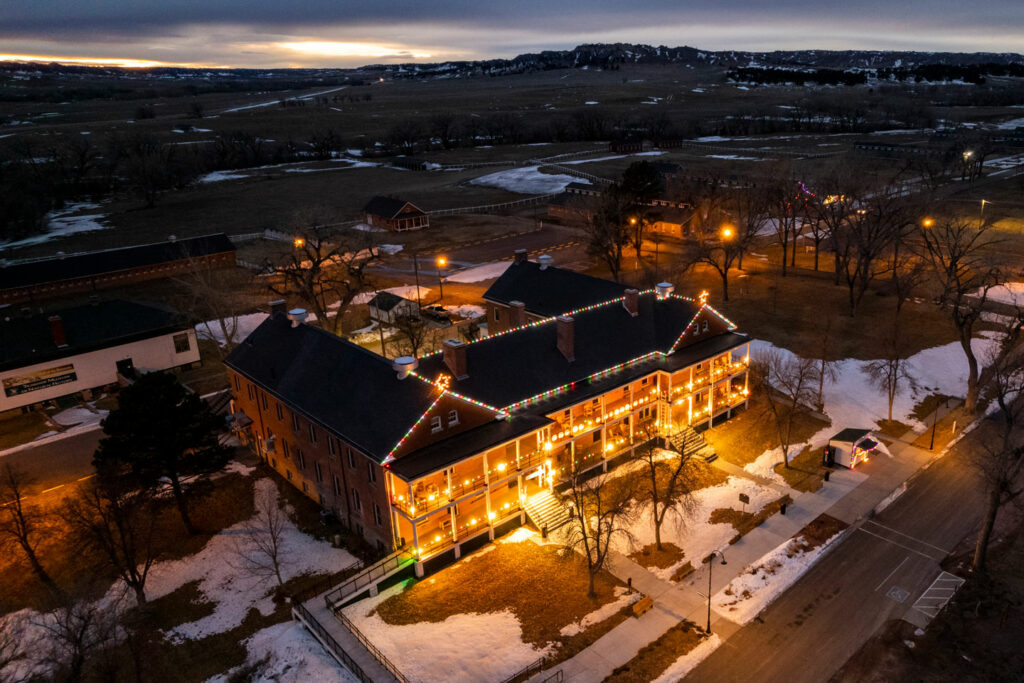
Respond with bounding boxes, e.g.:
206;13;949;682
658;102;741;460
830;428;873;444
0;300;190;372
0;234;235;291
389;414;553;481
225;314;437;461
482;260;629;318
367;291;409;312
418;292;727;410
363;196;424;219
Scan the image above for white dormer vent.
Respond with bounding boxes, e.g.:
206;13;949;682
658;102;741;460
655;282;674;299
288;308;308;327
538;254;553;270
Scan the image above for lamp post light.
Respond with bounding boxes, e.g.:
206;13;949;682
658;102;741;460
705;550;727;634
293;237;305;248
436;256;447;302
411;253;422;311
980;199;989;224
922;217;934;228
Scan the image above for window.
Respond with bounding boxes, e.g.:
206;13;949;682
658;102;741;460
233;375;240;391
173;333;191;353
261;393;268;411
286;470;293;481
351;488;362;511
333;475;341;496
297;449;305;470
308;423;317;444
291;411;300;432
447;410;459;427
282;440;290;459
373;503;383;527
302;481;308;494
702;320;709;332
247;384;254;401
493;307;500;321
367;462;377;483
642;376;649;385
318;493;326;506
314;461;323;482
328;437;337;457
348;449;356;469
593;431;601;443
431;416;443;433
275;403;283;421
270;457;277;468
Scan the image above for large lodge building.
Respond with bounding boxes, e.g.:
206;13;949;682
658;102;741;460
226;264;751;574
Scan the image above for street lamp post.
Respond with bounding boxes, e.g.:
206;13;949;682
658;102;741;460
436;256;447;302
412;254;422;311
929;398;949;451
980;199;989;224
705;550;727;633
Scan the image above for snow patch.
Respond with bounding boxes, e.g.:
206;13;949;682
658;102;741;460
651;633;721;683
446;262;511;283
0;202;109;249
470;166;590;194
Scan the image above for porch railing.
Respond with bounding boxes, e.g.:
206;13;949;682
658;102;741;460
332;607;410;683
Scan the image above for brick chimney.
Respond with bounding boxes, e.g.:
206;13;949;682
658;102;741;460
269;299;287;316
49;315;68;348
556;316;574;362
509;300;526;328
513;249;528;265
623;289;639;317
443;339;469;379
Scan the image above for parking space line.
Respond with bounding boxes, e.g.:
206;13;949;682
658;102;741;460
863;520;951;555
874;556;909;592
857;527;941;561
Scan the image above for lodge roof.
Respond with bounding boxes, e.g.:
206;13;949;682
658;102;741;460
0;233;235;291
417;291;738;411
0;299;190;372
363;196;425;219
482;260;628;318
225;314;438;461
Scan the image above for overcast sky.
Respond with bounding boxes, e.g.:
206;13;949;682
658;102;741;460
2;1;1022;68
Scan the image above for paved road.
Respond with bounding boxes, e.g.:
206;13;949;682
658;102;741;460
1;428;102;498
688;452;984;683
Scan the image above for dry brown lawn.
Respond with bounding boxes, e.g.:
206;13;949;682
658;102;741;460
795;514;849;552
709;494;793;544
704;395;830;469
629;543;686;569
775;446;828;492
603;620;707;682
0;409;51;450
374;540;626;649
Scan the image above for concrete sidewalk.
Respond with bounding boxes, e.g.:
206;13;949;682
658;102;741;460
534;406;956;683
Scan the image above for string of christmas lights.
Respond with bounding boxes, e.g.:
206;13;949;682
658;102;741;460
383;393;445;462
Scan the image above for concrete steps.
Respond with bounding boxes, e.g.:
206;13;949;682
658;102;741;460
669;427;717;463
524;490;571;533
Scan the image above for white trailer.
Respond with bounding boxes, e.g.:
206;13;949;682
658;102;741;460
826;428;881;469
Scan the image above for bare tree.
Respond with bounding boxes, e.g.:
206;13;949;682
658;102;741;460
918;219;1005;413
266;219;380;336
689;214;747;301
0;615;29;682
754;349;819;468
579;185;631;282
172;264;255;359
387;314;430;358
632;430;698;552
764;174;805;277
863;327;916;422
815;315;840;411
34;596;124;683
563;468;637;597
969;346;1024;572
61;477;160;606
0;464;63;599
233;484;291;590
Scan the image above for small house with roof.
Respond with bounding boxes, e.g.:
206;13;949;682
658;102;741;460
0;299;200;412
363;197;429;232
367;291;419;325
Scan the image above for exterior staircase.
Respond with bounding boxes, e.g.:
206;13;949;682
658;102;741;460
669;426;717;463
523;490;571;534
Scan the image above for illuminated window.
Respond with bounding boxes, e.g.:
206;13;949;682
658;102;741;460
431;416;443;433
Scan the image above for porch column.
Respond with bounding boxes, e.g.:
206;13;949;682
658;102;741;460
412;519;423;577
483;451;494;539
447;468;458;545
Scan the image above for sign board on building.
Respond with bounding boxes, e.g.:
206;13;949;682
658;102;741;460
2;364;78;397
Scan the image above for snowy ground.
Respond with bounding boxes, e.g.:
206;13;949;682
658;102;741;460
741;335;1002;481
196;312;274;347
446;262;511;283
469;166;589;194
449;304;486;319
0;401;110;457
0;476;358;681
980;282;1024;307
352;284;431;305
211;620;360;683
342;531;553;683
712;530;844;625
611;474;782;582
0;202;110;250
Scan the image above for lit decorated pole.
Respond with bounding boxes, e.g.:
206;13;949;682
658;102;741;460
436;256;447;302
